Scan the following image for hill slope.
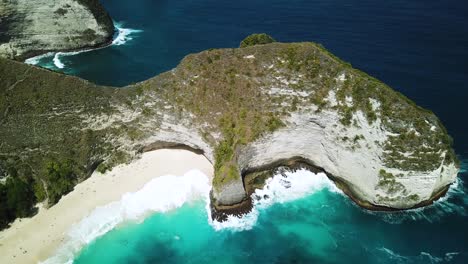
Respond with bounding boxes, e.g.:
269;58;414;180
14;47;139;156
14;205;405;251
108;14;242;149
0;41;459;227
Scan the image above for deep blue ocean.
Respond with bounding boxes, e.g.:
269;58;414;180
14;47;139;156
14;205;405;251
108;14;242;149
32;0;468;263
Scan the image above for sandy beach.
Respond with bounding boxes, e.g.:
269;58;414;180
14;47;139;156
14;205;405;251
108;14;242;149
0;149;213;264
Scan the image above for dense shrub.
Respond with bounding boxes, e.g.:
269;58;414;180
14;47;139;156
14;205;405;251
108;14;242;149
240;33;276;48
43;160;76;204
0;177;36;229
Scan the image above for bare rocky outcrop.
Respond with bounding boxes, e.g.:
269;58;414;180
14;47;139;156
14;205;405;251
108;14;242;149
236;109;458;211
0;0;114;60
0;40;460;226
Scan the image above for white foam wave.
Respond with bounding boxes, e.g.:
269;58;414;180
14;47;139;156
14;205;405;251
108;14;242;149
42;170;210;264
112;25;143;46
24;22;142;68
24;52;55;65
53;53;65;69
209;168;341;231
378;247;463;263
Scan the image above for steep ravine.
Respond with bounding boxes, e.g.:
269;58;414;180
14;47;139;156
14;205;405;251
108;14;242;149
0;40;459;227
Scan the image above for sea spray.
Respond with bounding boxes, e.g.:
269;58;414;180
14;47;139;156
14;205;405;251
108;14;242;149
209;168;342;231
42;170;210;264
112;25;143;46
45;167;341;262
44;166;468;263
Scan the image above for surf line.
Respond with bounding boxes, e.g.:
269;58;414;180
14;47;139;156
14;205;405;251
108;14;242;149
25;22;143;69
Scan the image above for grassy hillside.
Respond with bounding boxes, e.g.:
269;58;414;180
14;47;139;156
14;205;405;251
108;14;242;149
0;37;458;228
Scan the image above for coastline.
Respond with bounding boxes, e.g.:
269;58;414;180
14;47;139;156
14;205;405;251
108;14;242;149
212;157;456;219
19;35;114;63
22;22;141;65
0;149;213;264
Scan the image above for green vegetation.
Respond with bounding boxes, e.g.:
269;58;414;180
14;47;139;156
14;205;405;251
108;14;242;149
240;33;276;48
376;169;405;195
80;28;98;42
54;8;68;16
0;177;35;229
0;38;458;228
0;58;120;229
41;160;77;204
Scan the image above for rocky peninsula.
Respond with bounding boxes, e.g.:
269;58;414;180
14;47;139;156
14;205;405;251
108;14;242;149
0;35;460;226
0;0;114;60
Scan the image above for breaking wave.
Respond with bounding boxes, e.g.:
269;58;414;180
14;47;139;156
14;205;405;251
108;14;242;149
42;170;210;264
112;24;143;46
43;167;341;263
209;168;342;231
42;160;468;263
24;22;142;69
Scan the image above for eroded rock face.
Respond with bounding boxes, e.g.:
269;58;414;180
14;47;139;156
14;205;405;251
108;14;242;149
238;109;458;210
0;41;460;223
0;0;114;59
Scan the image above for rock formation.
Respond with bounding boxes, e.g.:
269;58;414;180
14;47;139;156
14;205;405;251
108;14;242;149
0;0;114;60
0;40;459;226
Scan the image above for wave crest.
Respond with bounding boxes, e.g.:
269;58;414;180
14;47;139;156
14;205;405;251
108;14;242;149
209;168;341;231
42;170;210;264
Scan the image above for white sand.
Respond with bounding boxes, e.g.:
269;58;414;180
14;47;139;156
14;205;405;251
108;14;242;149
0;149;213;264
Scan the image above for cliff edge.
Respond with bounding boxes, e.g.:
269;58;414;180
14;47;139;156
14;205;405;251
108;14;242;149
0;0;114;60
0;39;459;227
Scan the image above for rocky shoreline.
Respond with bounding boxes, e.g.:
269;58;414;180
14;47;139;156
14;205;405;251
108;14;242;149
0;39;459;228
212;156;453;220
18;33;115;62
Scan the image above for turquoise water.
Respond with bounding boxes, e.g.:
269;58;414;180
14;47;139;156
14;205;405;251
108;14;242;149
67;169;468;264
28;0;468;263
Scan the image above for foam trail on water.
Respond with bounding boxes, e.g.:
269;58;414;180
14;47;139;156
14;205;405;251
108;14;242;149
209;168;341;231
377;247;464;263
42;170;210;264
112;24;143;46
24;21;142;68
53;53;65;69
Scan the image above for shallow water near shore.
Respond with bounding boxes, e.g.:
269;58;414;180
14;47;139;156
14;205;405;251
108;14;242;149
31;0;468;263
68;169;468;264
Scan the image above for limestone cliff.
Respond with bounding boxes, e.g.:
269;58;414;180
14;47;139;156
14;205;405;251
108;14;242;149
0;0;114;60
0;40;459;226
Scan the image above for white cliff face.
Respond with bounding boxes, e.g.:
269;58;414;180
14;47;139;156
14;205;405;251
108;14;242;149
0;41;458;217
238;108;458;209
0;0;113;59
